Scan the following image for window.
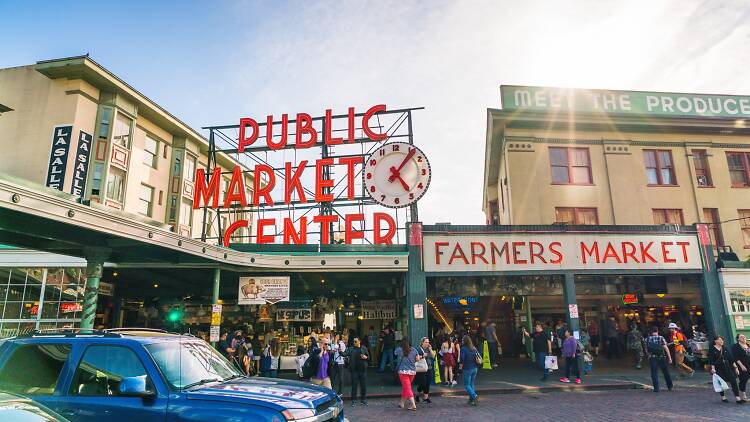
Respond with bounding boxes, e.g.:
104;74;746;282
70;346;148;396
729;289;750;313
143;136;158;168
137;184;154;217
692;150;712;187
105;167;126;203
184;154;196;182
145;341;238;389
91;162;104;196
652;209;684;225
173;156;182;176
555;207;598;225
703;208;724;247
0;344;71;395
726;152;750;187
488;200;499;225
644;150;676;185
549;147;592;184
739;210;750;247
169;195;177;222
112;112;133;148
180;200;192;225
97;107;112;139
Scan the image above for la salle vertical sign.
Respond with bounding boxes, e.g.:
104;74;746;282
45;125;73;190
70;130;93;197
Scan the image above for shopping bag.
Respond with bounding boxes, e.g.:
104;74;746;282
712;374;730;393
544;355;558;370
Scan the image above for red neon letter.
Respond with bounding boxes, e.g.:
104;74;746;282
435;241;449;265
640;242;657;263
580;242;600;264
267;114;289;150
344;213;365;244
362;104;387;141
253;164;275;206
661;241;676;263
549;242;563;264
283;216;307;244
374;212;396;244
339;156;364;200
470;242;489;265
315;158;334;202
223;166;247;208
193;167;221;209
347;107;355;143
223;219;248;247
238;118;259;153
295;113;317;148
256;218;276;244
313;214;338;244
449;243;470;265
284;160;308;204
676;241;690;262
324;109;344;146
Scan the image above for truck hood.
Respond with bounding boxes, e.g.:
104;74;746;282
186;377;335;410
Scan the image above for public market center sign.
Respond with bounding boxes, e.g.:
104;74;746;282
501;85;750;118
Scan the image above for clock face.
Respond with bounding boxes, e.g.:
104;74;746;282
363;142;431;208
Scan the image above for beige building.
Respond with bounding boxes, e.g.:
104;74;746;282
484;85;750;259
0;55;253;244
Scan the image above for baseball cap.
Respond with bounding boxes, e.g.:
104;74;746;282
668;323;678;329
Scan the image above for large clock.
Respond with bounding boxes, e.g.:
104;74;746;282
363;142;431;208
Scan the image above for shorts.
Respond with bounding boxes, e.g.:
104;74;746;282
442;353;456;368
311;377;332;389
590;335;600;347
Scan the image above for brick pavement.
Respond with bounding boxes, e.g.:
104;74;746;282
343;388;750;422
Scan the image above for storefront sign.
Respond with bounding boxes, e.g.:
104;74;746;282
60;302;82;313
70;130;92;197
361;300;397;320
276;307;312;322
568;304;579;319
258;305;273;322
424;233;703;272
622;293;640;305
45;125;73;190
211;304;222;325
501;85;750;118
238;276;290;305
98;281;114;297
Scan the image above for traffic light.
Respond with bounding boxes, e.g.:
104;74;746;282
167;307;183;323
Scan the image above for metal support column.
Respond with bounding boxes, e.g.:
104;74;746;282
81;248;109;330
563;272;580;334
211;267;221;347
525;296;534;361
406;222;427;342
697;225;732;340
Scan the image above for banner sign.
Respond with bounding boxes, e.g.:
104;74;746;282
424;233;703;273
99;282;114;297
209;325;220;342
211;304;222;325
276;307;312;322
238;276;290;304
501;85;750;119
45;125;73;190
361;300;397;320
70;130;93;197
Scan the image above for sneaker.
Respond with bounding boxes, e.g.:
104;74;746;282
575;378;581;384
415;396;420;403
423;398;432;404
361;401;368;406
351;402;356;407
452;380;457;386
560;377;570;383
688;371;695;378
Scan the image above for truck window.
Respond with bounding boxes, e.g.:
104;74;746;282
70;345;149;396
0;344;72;395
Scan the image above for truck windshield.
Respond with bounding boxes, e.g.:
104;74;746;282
145;341;241;389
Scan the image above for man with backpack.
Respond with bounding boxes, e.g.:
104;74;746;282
644;326;673;392
303;337;335;389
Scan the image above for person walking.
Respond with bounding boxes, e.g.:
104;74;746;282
626;325;645;369
605;316;621;359
732;334;750;401
459;335;480;406
218;331;235;360
331;333;347;394
668;323;695;377
367;326;379;368
439;337;456;386
379;326;396;372
348;337;369;407
526;324;552;381
644;326;673;393
415;337;435;404
395;336;422;411
261;338;280;378
709;335;744;404
560;329;582;384
485;321;500;368
294;345;309;380
588;320;600;357
310;337;335;389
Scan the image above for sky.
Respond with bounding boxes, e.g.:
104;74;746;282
2;0;750;225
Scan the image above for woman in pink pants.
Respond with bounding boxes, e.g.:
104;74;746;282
395;336;423;411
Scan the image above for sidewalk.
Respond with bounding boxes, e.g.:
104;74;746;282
276;356;710;399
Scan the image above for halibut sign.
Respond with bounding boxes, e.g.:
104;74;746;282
501;85;750;119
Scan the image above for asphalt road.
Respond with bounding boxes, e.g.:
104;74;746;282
343;387;750;422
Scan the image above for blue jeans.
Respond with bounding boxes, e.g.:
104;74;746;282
261;369;277;378
463;367;478;400
379;348;394;371
536;352;549;380
649;357;672;392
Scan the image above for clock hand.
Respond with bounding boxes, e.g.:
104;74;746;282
388;148;416;182
388;167;410;191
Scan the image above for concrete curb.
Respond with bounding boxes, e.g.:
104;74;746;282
340;382;643;400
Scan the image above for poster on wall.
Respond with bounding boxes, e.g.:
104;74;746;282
276;307;312;322
361;300;397;320
45;125;73;190
736;315;746;330
238;276;290;304
70;130;93;197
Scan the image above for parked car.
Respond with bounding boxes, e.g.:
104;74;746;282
0;391;69;421
0;329;344;422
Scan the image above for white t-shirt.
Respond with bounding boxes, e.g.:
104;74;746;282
331;341;346;365
295;353;309;377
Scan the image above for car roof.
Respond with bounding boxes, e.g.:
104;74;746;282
9;329;205;345
0;391;30;402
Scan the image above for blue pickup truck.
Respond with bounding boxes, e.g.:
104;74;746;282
0;329;344;422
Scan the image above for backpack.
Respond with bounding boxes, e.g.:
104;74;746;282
260;347;272;373
646;336;665;357
301;354;317;379
576;340;585;354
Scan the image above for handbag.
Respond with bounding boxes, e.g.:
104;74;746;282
713;373;730;393
473;348;483;366
415;359;429;373
544;355;558;370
